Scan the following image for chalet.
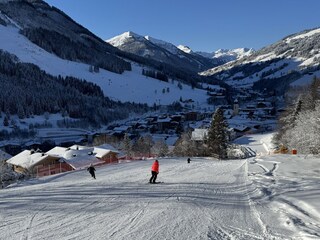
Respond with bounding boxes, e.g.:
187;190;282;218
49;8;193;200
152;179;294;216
93;144;119;164
6;150;69;177
47;146;104;171
61;149;103;170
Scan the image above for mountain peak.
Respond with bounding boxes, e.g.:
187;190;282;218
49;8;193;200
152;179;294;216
124;31;143;39
107;31;144;47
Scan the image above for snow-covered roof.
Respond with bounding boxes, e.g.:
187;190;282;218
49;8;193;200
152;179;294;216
64;155;103;170
93;145;120;159
7;150;52;169
70;145;91;151
46;146;68;157
46;146;104;170
93;149;112;159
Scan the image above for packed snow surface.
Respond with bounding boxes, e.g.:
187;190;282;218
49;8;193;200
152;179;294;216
1;134;319;240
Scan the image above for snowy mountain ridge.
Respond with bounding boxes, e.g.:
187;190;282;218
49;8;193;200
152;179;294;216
108;31;184;56
177;45;254;62
200;27;320;92
145;35;180;55
107;31;144;47
107;31;223;72
211;48;255;59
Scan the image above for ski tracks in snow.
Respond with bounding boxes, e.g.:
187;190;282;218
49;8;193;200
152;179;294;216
248;156;320;239
2;157;319;239
20;206;46;240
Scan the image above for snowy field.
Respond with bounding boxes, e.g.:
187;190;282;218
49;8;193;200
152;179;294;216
0;134;319;240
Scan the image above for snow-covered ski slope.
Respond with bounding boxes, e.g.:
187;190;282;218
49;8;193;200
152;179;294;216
1;134;319;240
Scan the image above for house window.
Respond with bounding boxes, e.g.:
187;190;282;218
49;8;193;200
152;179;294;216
51;171;55;175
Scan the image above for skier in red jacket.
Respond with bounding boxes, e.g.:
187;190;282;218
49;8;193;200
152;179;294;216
149;159;159;183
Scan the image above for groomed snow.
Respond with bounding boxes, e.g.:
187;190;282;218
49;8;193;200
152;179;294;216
1;133;319;240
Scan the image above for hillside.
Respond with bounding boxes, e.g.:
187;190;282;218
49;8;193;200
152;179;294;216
0;0;225;108
0;0;223;130
1;134;319;239
201;28;320;94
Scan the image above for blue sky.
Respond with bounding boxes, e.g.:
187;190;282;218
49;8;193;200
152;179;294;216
45;0;320;52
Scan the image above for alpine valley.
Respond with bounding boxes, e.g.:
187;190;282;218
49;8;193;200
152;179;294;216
0;0;319;146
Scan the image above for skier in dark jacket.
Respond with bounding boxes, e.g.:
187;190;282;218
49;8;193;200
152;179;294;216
87;164;96;179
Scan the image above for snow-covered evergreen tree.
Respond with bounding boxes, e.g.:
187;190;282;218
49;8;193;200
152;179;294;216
275;77;320;154
207;108;229;159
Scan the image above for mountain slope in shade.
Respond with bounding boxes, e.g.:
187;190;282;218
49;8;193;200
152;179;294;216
0;0;222;108
107;31;223;72
200;27;320;93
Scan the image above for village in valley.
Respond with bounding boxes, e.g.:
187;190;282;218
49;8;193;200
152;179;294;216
0;86;279;185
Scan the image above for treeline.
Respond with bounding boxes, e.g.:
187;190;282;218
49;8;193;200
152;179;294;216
142;69;168;82
274;77;320;154
116;49;222;88
0;50;149;126
21;28;131;74
253;70;302;95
